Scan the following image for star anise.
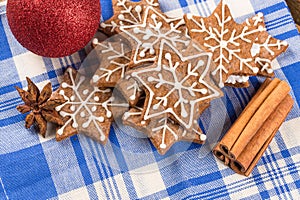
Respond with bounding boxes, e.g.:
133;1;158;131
15;77;64;137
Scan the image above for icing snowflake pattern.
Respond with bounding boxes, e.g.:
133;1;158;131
246;13;288;75
121;6;190;65
124;106;207;151
100;0;159;34
92;37;143;106
131;40;221;130
185;1;265;87
56;68;127;142
92;38;131;84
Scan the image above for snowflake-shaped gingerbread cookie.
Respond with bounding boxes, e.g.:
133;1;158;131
100;0;160;36
53;68;127;144
245;13;288;77
120;5;191;66
91;35;144;106
184;1;266;87
123;102;209;155
128;40;221;131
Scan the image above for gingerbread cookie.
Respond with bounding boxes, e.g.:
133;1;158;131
115;75;144;106
91;34;144;106
245;13;288;77
52;67;127;144
120;3;191;67
184;1;265;88
100;0;160;36
127;40;221;131
92;36;132;87
123;102;209;155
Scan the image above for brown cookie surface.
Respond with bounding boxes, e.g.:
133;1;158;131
245;13;288;77
123;102;210;155
119;4;191;67
92;36;132;87
100;0;160;36
53;67;127;144
128;41;221;132
184;1;264;87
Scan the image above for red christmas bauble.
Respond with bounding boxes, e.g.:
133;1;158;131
7;0;100;58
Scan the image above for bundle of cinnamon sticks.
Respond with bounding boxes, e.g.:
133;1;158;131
213;78;294;176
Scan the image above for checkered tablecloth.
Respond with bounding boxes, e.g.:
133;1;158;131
1;0;300;199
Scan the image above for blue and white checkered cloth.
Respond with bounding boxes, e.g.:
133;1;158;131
1;0;300;199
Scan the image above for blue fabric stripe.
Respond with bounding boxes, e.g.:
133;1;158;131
70;136;97;197
0;18;12;61
166;171;223;196
98;143;122;199
86;138;111;199
267;20;295;31
183;162;300;199
266;14;290;25
0;82;21;95
0;145;58;200
232;88;246;109
0;113;25;127
257;2;286;15
100;0;114;21
261;155;283;197
93;141;118;199
276;29;299;40
282;62;300;105
179;0;188;8
223;93;237;124
108;126;141;199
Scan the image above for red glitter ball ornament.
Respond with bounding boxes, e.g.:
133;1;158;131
7;0;100;58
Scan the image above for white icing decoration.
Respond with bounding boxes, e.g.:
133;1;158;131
152;117;179;149
100;0;159;33
245;12;264;27
189;2;265;87
56;68;128;141
250;43;261;57
251;35;288;74
225;75;249;84
80;111;86;118
200;134;207;141
120;6;190;65
126;77;143;101
124;104;207;149
83;89;89;95
131;40;221;130
70;105;76;112
92;39;131;83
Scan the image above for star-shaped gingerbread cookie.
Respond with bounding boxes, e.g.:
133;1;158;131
52;67;127;144
245;12;288;77
120;4;191;67
184;1;265;87
128;40;221;131
100;0;160;36
91;35;144;106
123;102;209;155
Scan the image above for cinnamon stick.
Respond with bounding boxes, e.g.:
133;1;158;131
213;78;294;176
213;145;230;165
230;95;294;175
219;78;278;158
230;80;290;159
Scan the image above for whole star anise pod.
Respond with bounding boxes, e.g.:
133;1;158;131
15;77;64;137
